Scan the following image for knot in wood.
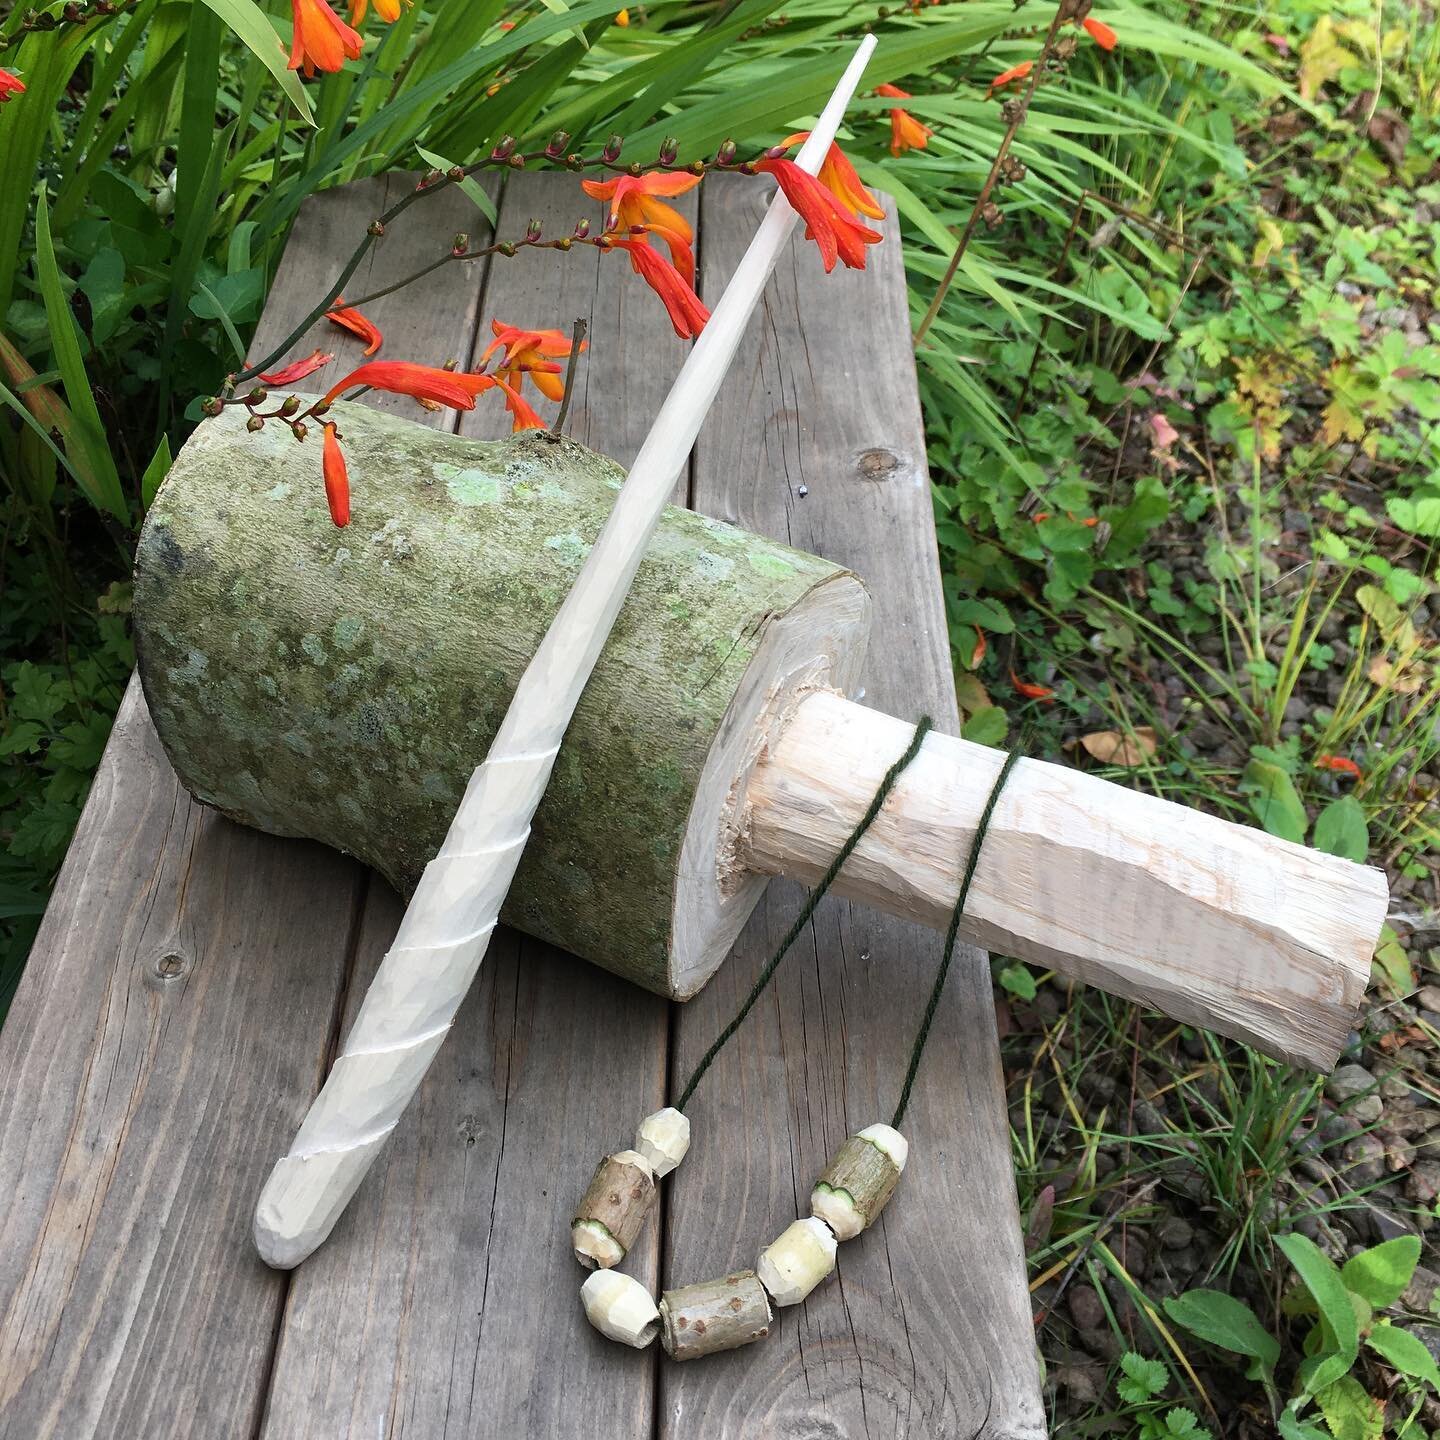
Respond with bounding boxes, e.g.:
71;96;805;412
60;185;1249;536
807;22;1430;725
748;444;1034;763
154;951;188;980
855;447;900;481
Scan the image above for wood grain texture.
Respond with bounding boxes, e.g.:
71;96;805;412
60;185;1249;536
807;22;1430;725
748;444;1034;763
259;170;674;1437
0;173;488;1440
3;171;1041;1440
661;175;1045;1440
0;679;361;1439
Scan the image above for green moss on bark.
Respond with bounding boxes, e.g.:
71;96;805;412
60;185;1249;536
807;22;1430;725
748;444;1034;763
134;401;846;994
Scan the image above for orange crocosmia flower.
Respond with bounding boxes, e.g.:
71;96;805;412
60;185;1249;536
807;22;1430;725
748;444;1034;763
873;84;933;156
1315;754;1363;779
778;134;884;221
322;424;350;528
753;157;882;272
321;361;494;410
289;0;363;77
0;70;25;103
608;238;710;340
479;320;583;406
581;171;701;284
326;302;383;356
349;0;404;22
615;7;630;23
1010;668;1055;703
989;59;1034;96
495;378;546;432
259;349;335;385
1081;15;1117;49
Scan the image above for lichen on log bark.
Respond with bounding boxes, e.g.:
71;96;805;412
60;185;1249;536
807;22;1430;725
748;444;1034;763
134;401;860;995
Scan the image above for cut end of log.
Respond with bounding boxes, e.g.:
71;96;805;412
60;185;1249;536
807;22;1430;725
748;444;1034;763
667;579;870;999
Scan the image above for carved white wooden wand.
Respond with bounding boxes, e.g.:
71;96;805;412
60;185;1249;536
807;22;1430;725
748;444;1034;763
253;33;881;1268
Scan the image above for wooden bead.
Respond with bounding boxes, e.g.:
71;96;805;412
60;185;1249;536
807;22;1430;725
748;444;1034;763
756;1216;836;1306
635;1106;690;1177
809;1122;907;1241
581;1270;661;1348
659;1270;772;1360
571;1149;656;1269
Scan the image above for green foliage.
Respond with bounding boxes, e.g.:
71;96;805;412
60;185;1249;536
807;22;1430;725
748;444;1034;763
1164;1233;1435;1438
0;546;133;1017
1112;1350;1214;1440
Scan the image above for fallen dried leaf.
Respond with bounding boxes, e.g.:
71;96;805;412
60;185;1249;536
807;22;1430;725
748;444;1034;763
1368;654;1425;694
1078;727;1158;766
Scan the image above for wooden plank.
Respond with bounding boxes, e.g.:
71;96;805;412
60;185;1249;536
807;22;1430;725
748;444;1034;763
661;175;1045;1439
259;169;693;1437
0;175;483;1440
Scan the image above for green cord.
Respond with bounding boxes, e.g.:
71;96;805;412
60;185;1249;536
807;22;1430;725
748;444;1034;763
674;717;1026;1125
674;715;934;1113
890;741;1025;1128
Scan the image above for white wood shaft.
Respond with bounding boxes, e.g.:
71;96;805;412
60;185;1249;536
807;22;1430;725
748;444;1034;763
252;37;879;1269
740;691;1388;1071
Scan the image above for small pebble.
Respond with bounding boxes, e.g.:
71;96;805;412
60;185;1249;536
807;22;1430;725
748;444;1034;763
1406;1161;1440;1205
1342;1134;1386;1185
1067;1284;1104;1331
1158;1217;1194;1251
1326;1064;1383;1125
797;484;808;497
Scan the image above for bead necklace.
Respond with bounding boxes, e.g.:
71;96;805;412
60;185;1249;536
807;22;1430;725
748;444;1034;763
569;717;1022;1360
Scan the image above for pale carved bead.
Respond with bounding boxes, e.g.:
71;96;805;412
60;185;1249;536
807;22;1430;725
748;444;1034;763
581;1269;660;1348
635;1107;690;1177
756;1216;836;1306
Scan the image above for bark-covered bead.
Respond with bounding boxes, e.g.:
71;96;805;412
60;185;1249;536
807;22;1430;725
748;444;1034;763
659;1270;772;1359
581;1269;661;1348
810;1123;907;1241
635;1106;690;1177
572;1149;656;1268
756;1216;836;1306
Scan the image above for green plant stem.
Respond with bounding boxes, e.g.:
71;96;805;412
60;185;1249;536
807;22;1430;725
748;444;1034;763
912;0;1069;347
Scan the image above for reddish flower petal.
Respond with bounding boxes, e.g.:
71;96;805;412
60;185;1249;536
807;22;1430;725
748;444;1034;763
1082;16;1118;49
259;349;335;385
0;70;25;102
754;157;882;273
888;107;933;157
1315;754;1362;779
989;59;1035;95
1010;668;1055;702
321;360;494;409
609;238;709;339
289;0;362;76
495;378;547;432
327;302;383;356
322;424;350;527
874;82;911;99
779;135;886;221
349;0;403;21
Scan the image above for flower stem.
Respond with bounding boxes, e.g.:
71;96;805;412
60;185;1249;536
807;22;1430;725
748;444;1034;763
912;0;1070;348
232;147;760;388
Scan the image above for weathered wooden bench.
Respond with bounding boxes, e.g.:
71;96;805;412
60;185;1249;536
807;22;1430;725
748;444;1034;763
0;172;1044;1438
